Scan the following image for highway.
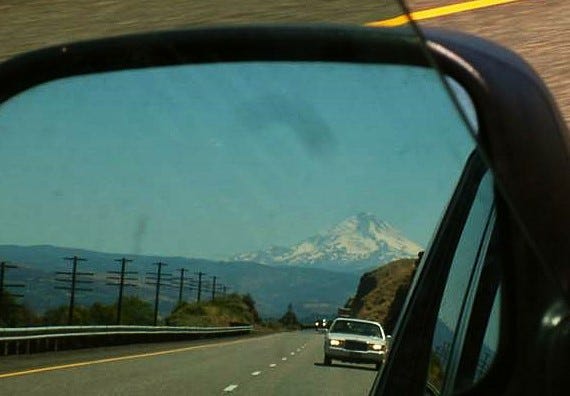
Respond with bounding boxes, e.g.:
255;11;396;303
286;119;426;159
0;331;378;395
1;1;567;127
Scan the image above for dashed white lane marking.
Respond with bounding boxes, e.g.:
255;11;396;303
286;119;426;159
296;349;301;352
281;357;287;361
290;352;295;355
251;371;262;376
224;384;239;392
269;363;277;368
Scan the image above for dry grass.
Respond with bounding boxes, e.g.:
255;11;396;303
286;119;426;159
352;258;416;326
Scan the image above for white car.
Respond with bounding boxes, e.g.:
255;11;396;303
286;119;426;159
324;318;387;370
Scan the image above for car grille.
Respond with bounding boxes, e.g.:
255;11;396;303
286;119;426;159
343;340;368;351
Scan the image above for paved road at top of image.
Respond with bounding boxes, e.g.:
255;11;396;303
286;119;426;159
405;0;569;128
0;331;377;395
1;1;568;127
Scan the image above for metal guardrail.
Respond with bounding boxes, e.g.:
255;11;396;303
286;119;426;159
0;325;253;355
0;325;253;339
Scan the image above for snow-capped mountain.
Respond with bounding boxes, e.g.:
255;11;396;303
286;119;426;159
232;213;423;273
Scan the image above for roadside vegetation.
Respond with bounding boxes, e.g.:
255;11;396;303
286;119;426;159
42;296;154;326
166;293;261;327
0;292;155;326
277;303;302;330
1;288;307;333
0;291;37;327
346;253;423;333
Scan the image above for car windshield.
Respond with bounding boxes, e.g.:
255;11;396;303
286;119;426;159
331;321;383;338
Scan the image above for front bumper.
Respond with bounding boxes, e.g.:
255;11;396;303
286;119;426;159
325;346;385;364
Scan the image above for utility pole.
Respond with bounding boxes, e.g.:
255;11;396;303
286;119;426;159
55;256;92;325
146;262;171;326
107;257;136;325
0;262;25;322
196;271;206;302
174;269;195;304
176;268;186;305
186;277;197;302
211;276;218;301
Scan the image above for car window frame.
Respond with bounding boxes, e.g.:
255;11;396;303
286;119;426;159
451;222;502;393
371;149;489;396
438;206;497;395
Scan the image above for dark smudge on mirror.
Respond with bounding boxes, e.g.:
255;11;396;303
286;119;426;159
237;93;337;157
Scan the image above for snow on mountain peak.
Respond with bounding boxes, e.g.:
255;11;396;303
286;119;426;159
232;213;423;272
330;212;391;238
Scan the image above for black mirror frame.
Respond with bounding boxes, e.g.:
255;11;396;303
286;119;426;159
0;25;431;103
0;24;568;396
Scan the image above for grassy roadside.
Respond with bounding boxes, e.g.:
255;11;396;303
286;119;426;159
166;293;260;327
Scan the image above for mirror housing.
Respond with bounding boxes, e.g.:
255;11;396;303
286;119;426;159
0;24;568;396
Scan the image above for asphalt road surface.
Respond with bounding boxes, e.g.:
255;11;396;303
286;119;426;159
407;0;570;129
1;1;568;129
0;331;378;395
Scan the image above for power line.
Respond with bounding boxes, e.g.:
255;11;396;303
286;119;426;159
211;276;218;301
55;256;92;325
174;268;197;304
0;261;25;322
176;268;185;304
107;257;136;325
146;262;171;326
195;271;206;302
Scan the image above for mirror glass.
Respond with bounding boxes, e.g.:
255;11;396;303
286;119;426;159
0;61;475;393
446;77;478;133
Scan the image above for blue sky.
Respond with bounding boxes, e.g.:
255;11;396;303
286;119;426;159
0;62;474;259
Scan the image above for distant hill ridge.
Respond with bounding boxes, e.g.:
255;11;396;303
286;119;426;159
0;244;358;319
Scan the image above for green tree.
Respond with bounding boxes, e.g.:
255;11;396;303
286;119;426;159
279;303;300;329
42;304;91;325
88;302;115;325
42;297;153;326
0;291;37;327
242;293;261;323
119;296;154;325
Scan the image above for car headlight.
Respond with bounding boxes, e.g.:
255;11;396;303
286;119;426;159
370;343;385;351
329;339;341;346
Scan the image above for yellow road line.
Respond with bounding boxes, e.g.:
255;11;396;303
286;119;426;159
0;337;253;379
366;0;522;27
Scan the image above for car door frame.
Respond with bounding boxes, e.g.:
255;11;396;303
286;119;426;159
372;28;570;396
